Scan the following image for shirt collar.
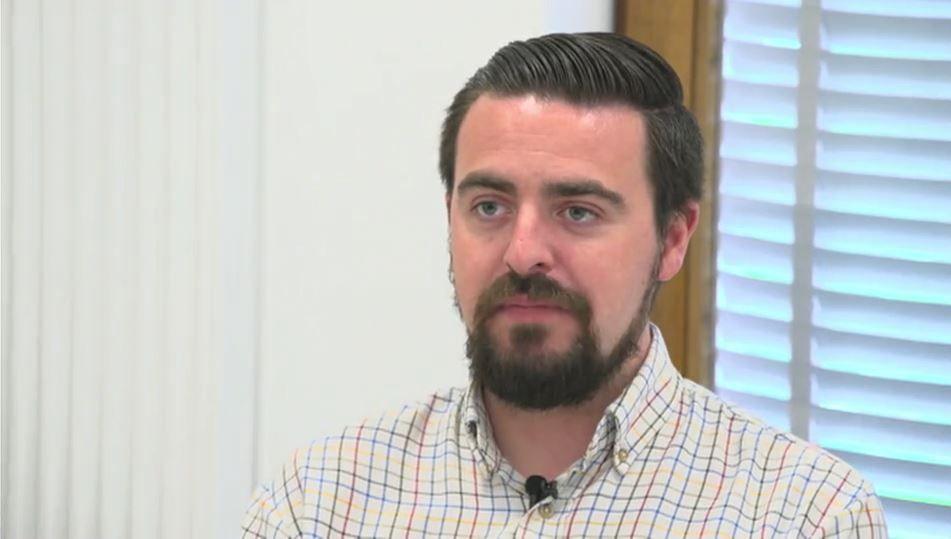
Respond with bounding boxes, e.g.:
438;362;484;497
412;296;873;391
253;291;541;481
462;382;502;477
603;324;681;476
460;324;682;479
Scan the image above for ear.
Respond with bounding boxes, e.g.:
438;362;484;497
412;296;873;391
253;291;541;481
445;192;453;225
657;201;700;282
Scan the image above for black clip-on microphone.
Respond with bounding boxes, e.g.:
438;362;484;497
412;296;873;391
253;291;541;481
525;475;558;507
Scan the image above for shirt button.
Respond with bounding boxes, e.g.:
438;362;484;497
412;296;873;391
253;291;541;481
617;449;630;462
538;504;554;519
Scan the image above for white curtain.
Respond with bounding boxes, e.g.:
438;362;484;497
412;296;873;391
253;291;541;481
2;1;621;537
2;0;260;537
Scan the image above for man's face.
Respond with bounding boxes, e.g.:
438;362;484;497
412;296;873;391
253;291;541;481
448;95;695;409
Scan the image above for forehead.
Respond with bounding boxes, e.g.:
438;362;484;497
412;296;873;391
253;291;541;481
454;94;648;193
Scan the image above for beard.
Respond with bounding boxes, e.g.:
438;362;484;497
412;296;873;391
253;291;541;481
462;262;660;411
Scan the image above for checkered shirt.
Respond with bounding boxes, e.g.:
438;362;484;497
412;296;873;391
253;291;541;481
242;326;887;537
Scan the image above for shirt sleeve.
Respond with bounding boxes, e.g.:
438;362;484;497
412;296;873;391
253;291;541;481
240;449;308;539
810;481;889;538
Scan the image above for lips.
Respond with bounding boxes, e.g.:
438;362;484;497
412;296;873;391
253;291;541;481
501;297;565;310
497;295;565;310
492;296;571;320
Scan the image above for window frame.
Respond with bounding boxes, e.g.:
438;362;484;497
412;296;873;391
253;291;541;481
617;0;724;387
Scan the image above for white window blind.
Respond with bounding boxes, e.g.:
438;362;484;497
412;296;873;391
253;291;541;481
714;1;951;537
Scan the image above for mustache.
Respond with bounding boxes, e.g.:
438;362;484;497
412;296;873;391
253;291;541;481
472;272;592;328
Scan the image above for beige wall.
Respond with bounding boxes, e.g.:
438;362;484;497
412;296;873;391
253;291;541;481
256;0;614;485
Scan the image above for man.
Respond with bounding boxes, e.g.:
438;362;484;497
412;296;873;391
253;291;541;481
243;33;886;537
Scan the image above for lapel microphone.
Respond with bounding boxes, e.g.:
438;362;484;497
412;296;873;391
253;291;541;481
525;475;558;507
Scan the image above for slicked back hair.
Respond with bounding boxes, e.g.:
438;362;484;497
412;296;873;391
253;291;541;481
439;32;703;234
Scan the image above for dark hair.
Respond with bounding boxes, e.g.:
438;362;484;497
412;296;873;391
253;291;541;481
438;32;703;233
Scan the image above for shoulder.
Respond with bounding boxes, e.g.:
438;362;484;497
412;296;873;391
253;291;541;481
679;377;841;470
303;386;466;477
676;379;886;534
240;387;466;538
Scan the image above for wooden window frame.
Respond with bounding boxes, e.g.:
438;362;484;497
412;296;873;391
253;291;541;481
617;0;723;387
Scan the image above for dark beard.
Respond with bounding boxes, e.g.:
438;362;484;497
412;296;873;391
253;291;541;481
465;269;659;410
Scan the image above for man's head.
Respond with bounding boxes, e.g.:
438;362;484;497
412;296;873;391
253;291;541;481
442;33;702;410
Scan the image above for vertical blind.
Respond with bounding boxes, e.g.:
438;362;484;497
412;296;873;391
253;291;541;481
714;0;951;537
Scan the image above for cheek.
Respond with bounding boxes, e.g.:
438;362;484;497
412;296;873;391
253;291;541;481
574;246;653;336
590;268;632;321
450;231;497;324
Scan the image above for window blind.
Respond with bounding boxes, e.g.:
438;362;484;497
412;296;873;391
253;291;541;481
715;1;951;537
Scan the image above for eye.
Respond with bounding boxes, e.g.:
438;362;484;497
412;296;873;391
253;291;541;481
562;205;598;223
473;200;507;219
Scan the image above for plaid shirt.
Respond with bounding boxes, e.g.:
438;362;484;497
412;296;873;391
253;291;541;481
242;327;886;537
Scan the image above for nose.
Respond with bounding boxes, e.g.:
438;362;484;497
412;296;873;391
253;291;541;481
502;206;554;276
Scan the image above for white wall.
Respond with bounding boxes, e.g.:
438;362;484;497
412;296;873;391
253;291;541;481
256;0;613;481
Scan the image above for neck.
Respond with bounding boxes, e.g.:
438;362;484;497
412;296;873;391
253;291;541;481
482;326;653;480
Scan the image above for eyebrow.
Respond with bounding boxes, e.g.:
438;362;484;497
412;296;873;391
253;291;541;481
543;180;626;211
456;173;517;197
456;171;627;211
